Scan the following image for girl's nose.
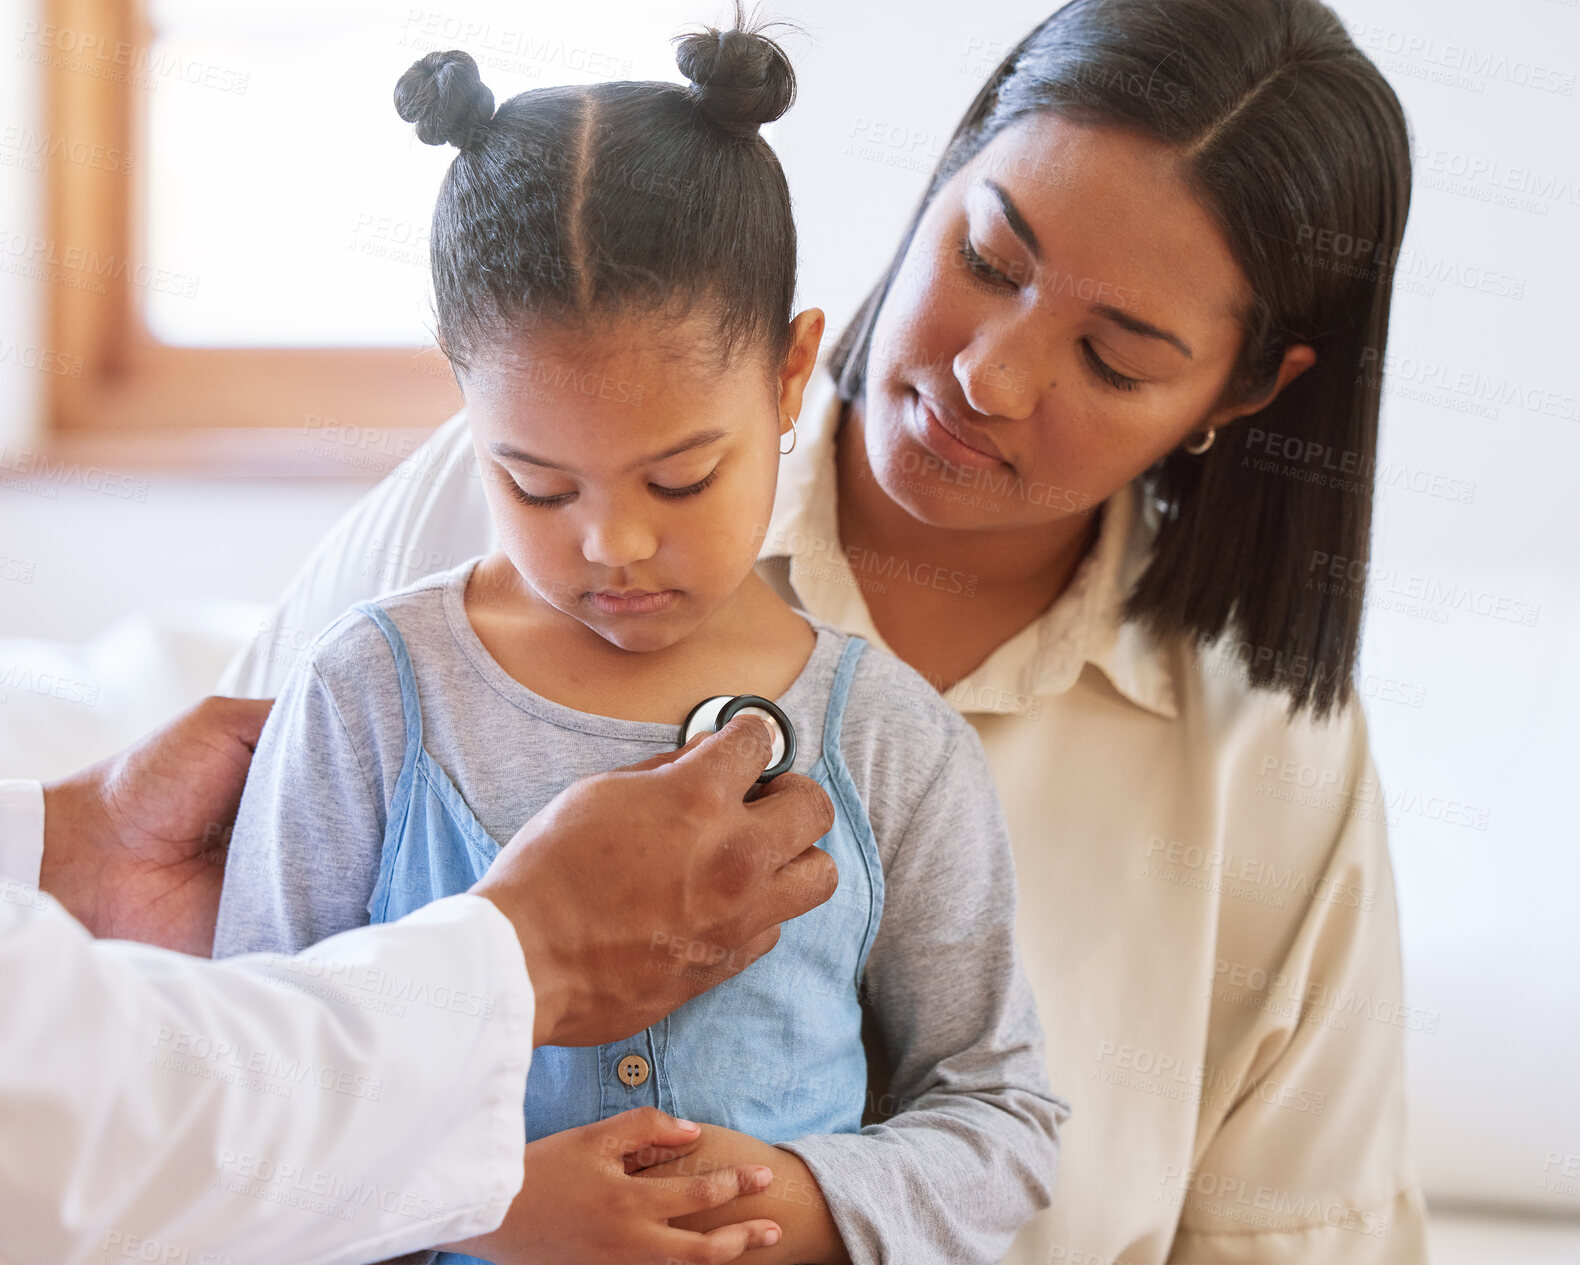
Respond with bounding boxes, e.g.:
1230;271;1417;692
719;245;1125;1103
581;514;658;570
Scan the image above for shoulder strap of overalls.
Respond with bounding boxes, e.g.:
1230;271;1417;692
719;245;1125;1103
352;599;424;798
816;632;887;988
820;635;868;755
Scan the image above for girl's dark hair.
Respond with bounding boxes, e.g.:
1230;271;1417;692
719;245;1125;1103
830;0;1412;717
393;4;798;371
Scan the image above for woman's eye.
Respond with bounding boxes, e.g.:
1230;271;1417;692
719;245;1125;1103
651;469;720;500
1081;340;1144;392
507;481;575;508
956;237;1018;288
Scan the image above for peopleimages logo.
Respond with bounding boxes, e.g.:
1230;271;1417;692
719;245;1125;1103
1347;21;1578;96
1160;1165;1393;1238
1093;1040;1327;1115
17;21;251;94
0;446;150;501
0;226;199;298
215;1149;448;1223
0;665;101;707
1144;835;1375;910
0;125;133;174
1414;144;1580;214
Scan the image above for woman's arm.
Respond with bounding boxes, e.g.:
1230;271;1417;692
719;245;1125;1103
1166;705;1427;1263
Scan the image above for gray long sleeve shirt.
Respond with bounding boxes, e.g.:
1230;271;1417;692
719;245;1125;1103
214;562;1067;1264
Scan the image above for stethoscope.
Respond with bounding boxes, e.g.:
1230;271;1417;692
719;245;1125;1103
679;695;797;784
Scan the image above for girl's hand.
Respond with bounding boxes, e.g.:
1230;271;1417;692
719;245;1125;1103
639;1124;852;1265
442;1107;784;1265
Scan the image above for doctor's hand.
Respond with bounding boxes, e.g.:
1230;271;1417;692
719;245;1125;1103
473;714;838;1048
39;695;272;955
443;1108;782;1265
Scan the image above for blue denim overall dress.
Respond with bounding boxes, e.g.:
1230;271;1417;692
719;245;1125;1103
353;601;885;1265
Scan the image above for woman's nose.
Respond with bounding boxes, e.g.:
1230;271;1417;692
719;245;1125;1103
956;339;1043;422
580;512;658;570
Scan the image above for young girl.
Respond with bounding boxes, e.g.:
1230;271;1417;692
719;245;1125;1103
215;15;1062;1265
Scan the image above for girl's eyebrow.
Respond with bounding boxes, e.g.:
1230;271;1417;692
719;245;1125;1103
489;427;729;475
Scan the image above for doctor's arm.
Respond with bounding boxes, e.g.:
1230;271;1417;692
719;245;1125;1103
0;884;534;1265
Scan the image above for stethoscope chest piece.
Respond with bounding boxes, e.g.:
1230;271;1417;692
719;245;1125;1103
680;694;797;783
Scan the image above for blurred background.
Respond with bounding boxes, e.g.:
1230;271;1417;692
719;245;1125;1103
1;0;1576;1258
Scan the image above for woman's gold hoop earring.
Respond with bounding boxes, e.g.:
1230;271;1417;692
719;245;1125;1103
780;419;798;455
1184;427;1216;456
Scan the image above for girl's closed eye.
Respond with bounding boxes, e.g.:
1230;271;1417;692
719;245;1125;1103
651;468;719;499
507;481;575;509
507;467;720;508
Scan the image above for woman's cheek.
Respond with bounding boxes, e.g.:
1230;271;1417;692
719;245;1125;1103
872;243;957;363
1003;394;1132;516
1043;393;1190;501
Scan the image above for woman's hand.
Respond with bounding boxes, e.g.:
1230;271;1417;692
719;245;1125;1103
640;1123;851;1265
443;1107;784;1265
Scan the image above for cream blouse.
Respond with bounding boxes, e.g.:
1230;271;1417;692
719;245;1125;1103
760;377;1428;1264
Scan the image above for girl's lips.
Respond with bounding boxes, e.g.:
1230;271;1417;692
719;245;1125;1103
586;589;678;616
913;394;1008;469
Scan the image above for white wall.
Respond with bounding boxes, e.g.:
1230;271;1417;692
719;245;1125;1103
1;0;1577;1225
0;477;363;641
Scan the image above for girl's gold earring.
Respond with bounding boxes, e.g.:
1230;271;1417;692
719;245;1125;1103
1183;427;1216;456
780;419;799;455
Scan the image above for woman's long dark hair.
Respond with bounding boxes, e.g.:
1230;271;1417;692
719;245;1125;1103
829;0;1413;717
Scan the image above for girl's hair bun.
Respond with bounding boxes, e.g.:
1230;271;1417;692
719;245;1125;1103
675;8;796;135
394;50;496;149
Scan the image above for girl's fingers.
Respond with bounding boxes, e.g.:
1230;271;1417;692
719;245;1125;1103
623;1136;704;1174
652;1220;783;1265
648;1162;775;1219
704;1219;784;1255
595;1106;704;1162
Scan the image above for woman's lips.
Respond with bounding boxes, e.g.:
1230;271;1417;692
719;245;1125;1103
585;589;678;616
912;394;1008;469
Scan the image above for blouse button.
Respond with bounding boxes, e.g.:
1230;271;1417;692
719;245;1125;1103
616;1053;651;1087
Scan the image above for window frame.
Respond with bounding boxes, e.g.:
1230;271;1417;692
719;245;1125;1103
40;0;460;476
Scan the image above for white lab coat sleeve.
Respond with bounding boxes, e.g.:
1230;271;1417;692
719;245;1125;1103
218;411;495;700
0;779;45;889
0;890;533;1265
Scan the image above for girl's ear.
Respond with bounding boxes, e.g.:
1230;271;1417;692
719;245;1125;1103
778;308;827;439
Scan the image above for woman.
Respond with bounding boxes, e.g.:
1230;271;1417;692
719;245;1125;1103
226;0;1425;1260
